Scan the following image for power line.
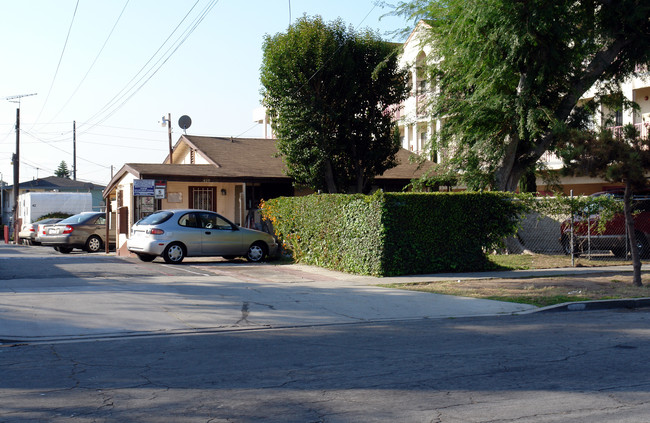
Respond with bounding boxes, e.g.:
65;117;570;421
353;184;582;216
77;0;219;134
20;128;111;169
45;0;131;125
32;0;80;128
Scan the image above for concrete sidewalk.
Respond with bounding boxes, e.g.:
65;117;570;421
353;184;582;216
286;262;647;285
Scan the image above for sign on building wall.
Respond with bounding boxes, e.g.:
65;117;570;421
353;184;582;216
154;180;166;199
133;179;155;196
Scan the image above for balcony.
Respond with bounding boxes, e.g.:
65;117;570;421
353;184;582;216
608;123;650;139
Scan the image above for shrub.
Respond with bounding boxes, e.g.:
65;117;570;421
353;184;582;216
262;191;524;276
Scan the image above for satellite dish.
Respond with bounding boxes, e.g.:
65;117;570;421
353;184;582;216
178;115;192;133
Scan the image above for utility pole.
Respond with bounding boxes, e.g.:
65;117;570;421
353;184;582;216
73;120;77;181
4;93;37;243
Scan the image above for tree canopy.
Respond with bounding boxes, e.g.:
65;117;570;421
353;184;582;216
54;161;70;179
260;15;408;193
393;0;650;191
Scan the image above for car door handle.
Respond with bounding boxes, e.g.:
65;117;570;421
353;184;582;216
205;231;211;235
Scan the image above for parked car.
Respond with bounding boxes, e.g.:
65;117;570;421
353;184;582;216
560;191;650;258
127;209;279;263
40;212;114;253
35;219;64;244
18;218;63;245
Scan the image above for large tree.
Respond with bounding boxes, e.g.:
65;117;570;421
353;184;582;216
260;15;408;193
394;0;650;191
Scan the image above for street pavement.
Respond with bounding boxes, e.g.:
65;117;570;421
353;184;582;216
0;243;545;343
3;244;650;422
1;243;648;343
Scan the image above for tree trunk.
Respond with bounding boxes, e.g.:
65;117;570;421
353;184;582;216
624;180;643;287
324;159;338;193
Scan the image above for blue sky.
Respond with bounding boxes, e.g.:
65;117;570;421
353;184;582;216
0;1;412;186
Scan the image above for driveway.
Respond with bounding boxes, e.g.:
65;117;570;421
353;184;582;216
0;244;536;342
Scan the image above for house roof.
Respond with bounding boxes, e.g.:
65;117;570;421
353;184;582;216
104;135;434;196
7;176;105;191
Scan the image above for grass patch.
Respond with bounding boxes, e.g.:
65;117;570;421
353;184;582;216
487;253;637;270
380;274;650;307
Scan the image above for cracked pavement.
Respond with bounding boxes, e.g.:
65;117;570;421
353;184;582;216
1;244;650;422
2;311;650;422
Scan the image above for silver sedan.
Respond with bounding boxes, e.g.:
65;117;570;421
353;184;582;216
127;209;279;264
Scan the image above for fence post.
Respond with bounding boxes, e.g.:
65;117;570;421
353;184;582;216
570;190;575;267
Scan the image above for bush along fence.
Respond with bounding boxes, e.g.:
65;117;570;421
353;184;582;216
261;191;525;276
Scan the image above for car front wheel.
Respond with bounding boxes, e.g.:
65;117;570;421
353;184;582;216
163;243;185;264
246;242;267;263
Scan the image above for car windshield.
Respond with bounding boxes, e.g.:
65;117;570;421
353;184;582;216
137;211;173;225
59;213;97;224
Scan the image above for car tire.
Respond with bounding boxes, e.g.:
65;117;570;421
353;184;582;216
163;243;185;264
85;235;103;253
137;253;156;262
58;246;73;254
246;242;267;263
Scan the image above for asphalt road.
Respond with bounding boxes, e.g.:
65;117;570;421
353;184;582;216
2;310;650;422
2;244;650;422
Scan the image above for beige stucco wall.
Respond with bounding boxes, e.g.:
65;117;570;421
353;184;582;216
112;176;244;254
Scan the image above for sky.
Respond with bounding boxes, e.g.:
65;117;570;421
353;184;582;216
0;0;413;187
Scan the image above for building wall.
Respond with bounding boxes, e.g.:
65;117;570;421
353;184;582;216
397;21;436;158
398;21;650;195
111;175;244;255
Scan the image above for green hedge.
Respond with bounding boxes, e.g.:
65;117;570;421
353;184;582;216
262;191;525;276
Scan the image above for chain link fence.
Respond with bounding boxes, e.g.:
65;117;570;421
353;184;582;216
504;195;647;263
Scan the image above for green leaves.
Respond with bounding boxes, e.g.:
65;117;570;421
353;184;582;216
262;191;524;276
392;0;650;191
260;15;409;193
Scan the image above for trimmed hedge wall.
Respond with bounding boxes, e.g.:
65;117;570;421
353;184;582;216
261;191;524;276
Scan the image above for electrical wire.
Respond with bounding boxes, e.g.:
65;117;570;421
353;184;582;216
45;0;131;125
31;0;80;129
20;129;111;169
77;0;220;135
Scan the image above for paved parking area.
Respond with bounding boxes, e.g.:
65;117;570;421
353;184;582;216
0;244;537;342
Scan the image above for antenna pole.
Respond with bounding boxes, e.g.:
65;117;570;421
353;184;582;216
167;113;173;164
13;107;19;243
73;121;77;181
3;92;36;243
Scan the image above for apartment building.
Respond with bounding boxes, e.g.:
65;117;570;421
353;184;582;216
397;20;650;195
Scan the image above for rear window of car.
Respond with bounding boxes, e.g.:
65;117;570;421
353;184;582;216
137;211;173;225
59;213;99;225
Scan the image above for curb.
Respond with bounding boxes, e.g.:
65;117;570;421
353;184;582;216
534;297;650;313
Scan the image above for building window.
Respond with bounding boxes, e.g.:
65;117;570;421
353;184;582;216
190;149;196;164
189;186;216;211
615;109;623;126
419;131;427;151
